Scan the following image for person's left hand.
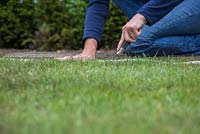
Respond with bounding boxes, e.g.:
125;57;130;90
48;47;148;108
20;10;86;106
117;14;147;51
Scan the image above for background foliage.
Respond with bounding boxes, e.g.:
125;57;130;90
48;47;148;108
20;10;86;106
0;0;127;50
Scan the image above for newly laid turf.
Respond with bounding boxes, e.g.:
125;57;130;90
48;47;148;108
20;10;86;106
0;58;200;134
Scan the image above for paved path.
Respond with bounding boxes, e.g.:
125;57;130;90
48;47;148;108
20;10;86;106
1;49;200;64
0;49;124;59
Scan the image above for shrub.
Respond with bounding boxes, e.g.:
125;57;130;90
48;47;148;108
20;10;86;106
0;0;127;50
0;0;36;48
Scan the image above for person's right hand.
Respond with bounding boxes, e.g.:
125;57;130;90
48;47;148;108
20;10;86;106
56;38;97;60
117;14;147;51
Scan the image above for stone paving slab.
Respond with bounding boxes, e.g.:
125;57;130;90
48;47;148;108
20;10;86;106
4;51;67;58
0;49;120;59
1;49;200;64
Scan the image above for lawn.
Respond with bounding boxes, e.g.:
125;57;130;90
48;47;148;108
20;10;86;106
0;58;200;134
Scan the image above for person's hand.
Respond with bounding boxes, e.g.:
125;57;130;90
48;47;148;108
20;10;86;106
56;38;97;60
117;14;147;51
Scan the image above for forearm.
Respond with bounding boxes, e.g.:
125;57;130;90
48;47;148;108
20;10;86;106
82;0;109;43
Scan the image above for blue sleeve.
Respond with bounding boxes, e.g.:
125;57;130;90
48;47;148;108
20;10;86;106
82;0;109;43
137;0;183;25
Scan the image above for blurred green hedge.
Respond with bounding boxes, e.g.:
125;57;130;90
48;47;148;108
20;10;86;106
0;0;127;50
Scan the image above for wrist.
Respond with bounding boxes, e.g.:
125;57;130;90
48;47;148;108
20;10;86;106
85;38;97;45
132;13;147;25
135;13;147;24
83;38;97;53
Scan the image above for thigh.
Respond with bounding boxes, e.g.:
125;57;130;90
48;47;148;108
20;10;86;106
112;0;148;19
149;0;200;38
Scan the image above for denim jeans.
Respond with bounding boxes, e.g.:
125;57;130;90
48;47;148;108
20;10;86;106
113;0;200;56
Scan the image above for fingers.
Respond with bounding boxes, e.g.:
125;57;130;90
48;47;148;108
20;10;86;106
137;28;142;36
124;29;135;43
128;28;136;40
129;25;141;38
55;54;95;61
117;24;142;51
55;56;73;61
124;25;138;42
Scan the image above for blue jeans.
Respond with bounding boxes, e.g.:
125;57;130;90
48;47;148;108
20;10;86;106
113;0;200;56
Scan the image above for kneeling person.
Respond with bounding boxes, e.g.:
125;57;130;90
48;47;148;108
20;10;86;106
62;0;200;60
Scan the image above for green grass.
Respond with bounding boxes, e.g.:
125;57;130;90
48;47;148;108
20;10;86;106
0;58;200;134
